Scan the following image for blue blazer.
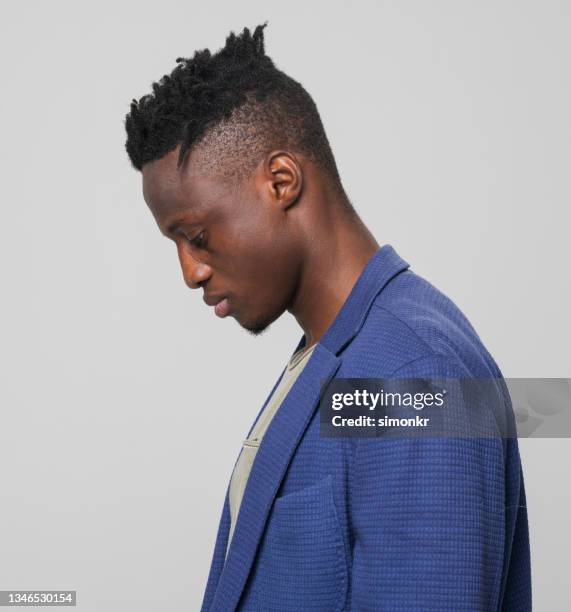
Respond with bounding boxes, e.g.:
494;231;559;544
200;245;531;611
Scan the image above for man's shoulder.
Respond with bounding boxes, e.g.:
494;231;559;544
340;269;501;378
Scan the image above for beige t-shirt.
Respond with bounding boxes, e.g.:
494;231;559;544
225;342;317;558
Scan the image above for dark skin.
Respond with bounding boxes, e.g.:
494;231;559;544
141;143;379;348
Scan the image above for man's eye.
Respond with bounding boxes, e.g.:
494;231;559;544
189;231;205;248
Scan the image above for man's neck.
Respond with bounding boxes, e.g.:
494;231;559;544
288;205;380;347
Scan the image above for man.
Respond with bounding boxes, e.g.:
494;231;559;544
124;23;531;611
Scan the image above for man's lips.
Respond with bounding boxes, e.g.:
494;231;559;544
203;294;231;318
214;297;230;318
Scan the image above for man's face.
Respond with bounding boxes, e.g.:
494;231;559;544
141;146;302;335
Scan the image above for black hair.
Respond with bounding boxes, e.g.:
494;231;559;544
124;22;343;187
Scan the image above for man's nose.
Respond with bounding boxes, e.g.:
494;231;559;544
177;244;212;289
183;260;212;289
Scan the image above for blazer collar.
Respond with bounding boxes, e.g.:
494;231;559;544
202;243;409;611
297;243;410;356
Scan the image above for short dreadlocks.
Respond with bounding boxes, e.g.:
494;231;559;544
124;22;343;187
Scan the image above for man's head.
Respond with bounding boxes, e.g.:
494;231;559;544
124;23;352;335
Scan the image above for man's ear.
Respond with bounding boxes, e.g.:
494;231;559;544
264;150;303;210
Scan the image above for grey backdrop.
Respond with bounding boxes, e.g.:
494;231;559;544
1;1;569;610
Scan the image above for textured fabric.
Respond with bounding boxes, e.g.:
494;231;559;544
226;343;317;557
200;244;532;611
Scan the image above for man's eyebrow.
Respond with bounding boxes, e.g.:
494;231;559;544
166;219;183;234
164;217;196;236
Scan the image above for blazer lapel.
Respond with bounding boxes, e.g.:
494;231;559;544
200;494;230;612
208;343;342;611
203;244;410;611
200;361;292;612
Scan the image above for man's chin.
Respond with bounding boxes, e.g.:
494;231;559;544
235;310;276;337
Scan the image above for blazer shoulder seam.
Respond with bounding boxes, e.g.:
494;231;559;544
389;352;458;376
371;302;438;357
